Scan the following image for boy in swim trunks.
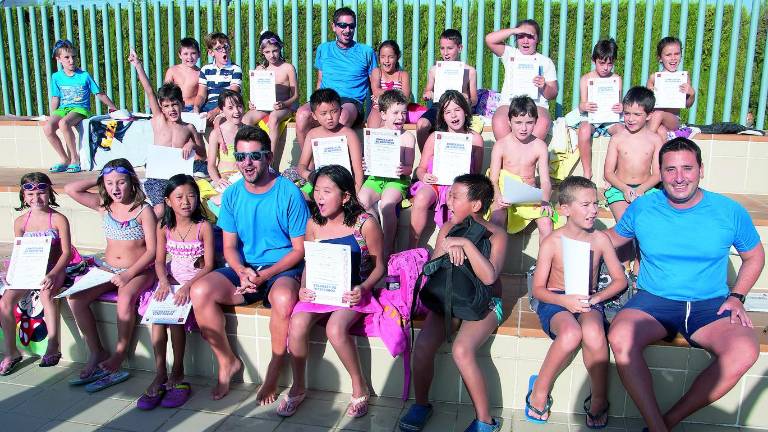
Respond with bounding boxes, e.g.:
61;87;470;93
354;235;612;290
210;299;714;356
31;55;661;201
164;37;202;111
488;95;561;241
603;86;663;223
528;176;626;428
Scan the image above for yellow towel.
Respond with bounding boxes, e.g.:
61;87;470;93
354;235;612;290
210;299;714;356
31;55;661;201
257;113;295;136
488;169;565;234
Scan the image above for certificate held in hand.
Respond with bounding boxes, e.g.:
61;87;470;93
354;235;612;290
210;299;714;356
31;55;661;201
562;236;591;296
587;77;620;124
249;70;277;111
141;285;193;325
433;61;464;103
145;146;194;180
312;136;352;173
508;56;540;100
304;241;351;307
653;71;688;109
5;237;52;290
433;132;472;186
364;128;401;178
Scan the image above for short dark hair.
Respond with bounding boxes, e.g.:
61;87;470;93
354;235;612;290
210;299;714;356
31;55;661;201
439;29;462;46
333;7;356;23
161;174;207;229
178;37;200;53
205;32;230;50
453;174;494;214
378;89;409;113
17;172;59;211
234;125;271;152
309;165;365;227
592;38;618;62
378;40;401;60
657;36;682;57
309;88;341;112
516;19;541;40
217;89;244;110
157;83;184;106
659;137;702;168
435;90;472;133
558;176;597;205
508;95;538;120
622;86;655;114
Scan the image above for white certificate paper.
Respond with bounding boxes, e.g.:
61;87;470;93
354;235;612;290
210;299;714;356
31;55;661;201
180;112;207;133
502;177;543;205
587;77;621;124
364;128;401;178
312;135;351;173
5;237;52;290
145;146;194;180
509;56;540;100
140;285;193;325
653;71;688;109
562;237;591;296
304;241;351;307
433;61;464;103
249;70;277;111
55;267;116;298
433;132;472;185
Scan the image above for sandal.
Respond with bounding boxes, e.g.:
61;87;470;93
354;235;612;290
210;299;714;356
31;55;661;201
137;385;166;410
49;163;67;173
524;374;552;424
65;164;82;174
584;394;610;429
463;418;501;432
85;370;131;393
399;403;433;431
39;352;62;368
276;392;306;417
160;382;192;408
69;367;109;386
346;394;369;418
0;356;23;376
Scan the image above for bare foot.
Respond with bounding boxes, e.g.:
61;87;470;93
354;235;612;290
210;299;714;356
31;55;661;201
99;352;125;374
81;351;108;379
146;372;168;397
256;359;284;405
211;357;242;400
167;369;184;388
585;396;609;428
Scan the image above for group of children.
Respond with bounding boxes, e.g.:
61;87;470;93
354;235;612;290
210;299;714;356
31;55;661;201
18;14;700;432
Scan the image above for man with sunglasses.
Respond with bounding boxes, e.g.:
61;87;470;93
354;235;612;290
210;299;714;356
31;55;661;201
190;125;309;403
294;7;377;150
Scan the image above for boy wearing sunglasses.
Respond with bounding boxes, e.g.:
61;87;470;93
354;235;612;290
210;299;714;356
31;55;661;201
294;7;377;152
194;32;243;121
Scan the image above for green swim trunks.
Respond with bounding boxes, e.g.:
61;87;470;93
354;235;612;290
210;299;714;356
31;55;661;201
52;106;91;118
604;184;659;205
362;175;410;198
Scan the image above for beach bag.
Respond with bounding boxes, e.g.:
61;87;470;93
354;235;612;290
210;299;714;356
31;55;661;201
414;216;492;342
475;89;502;119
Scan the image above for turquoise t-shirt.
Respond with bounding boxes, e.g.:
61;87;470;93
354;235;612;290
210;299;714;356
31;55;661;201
314;41;377;104
615;189;760;301
217;176;309;266
50;69;101;111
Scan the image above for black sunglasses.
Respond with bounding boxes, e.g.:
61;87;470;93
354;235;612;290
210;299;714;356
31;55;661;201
335;22;356;30
233;151;271;162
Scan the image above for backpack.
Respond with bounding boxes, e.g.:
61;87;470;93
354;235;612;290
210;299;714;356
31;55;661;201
414;216;493;342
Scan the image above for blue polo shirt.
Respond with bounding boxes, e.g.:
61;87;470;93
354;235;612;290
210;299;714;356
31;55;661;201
615;189;761;301
315;41;377;104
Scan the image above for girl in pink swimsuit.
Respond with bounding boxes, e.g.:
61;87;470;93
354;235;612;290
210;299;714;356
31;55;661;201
367;40;411;128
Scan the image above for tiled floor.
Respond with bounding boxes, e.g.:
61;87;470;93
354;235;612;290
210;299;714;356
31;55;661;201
0;359;757;432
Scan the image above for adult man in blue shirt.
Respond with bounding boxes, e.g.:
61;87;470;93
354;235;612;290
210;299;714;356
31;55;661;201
190;126;309;403
294;7;377;151
607;138;765;432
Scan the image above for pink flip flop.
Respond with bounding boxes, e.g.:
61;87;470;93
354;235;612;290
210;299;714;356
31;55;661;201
160;382;192;408
276;392;306;417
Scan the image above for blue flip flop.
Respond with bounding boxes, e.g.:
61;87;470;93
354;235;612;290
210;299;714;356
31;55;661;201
69;367;109;386
85;370;131;393
49;163;67;173
524;374;553;424
65;164;82;173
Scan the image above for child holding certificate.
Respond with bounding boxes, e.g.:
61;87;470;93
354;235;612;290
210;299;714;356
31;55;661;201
242;31;298;166
64;159;157;389
358;89;415;258
576;39;623;179
646;36;695;141
485;19;558;141
527;176;626;428
399;174;507;432
280;165;385;419
410;90;484;248
366;40;411;128
136;174;214;410
0;173;73;374
291;89;364;194
488;96;562;240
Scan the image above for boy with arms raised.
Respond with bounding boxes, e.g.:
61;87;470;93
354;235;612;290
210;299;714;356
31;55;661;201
164;37;203;111
415;29;478;150
528;176;627;428
603;86;663;222
576;39;623;179
194;33;242;121
488;96;559;241
129;50;205;218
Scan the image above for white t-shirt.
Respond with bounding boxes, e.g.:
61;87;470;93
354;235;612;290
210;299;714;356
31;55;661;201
499;46;557;108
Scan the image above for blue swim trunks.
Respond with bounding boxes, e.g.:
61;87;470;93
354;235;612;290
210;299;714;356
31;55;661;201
216;264;303;307
622;290;730;347
535;290;606;339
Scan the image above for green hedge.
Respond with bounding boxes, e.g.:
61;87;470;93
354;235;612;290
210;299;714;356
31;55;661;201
1;0;765;126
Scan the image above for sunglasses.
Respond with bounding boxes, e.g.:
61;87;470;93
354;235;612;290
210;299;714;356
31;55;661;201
515;33;536;40
234;151;271;162
100;166;132;176
22;182;49;191
213;44;231;52
335;22;356;30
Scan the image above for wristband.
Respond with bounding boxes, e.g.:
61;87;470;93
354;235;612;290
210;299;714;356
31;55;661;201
728;292;746;304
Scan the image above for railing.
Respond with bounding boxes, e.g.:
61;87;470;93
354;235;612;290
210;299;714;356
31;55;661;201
0;0;766;128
